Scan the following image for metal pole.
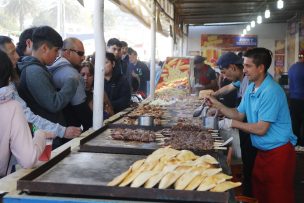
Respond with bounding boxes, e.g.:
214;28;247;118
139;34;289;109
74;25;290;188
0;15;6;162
149;0;156;100
93;0;105;130
57;0;65;38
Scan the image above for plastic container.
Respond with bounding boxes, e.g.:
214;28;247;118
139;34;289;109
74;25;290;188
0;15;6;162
39;139;52;161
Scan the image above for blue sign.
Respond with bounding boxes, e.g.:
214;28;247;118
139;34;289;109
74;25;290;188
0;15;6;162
234;36;257;47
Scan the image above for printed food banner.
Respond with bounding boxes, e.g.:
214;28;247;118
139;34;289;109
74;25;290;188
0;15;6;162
200;34;257;66
156;57;191;94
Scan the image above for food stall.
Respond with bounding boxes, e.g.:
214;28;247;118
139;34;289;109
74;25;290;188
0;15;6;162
0;57;240;203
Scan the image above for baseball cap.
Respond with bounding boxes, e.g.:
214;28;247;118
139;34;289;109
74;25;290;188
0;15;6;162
217;52;243;69
194;55;207;64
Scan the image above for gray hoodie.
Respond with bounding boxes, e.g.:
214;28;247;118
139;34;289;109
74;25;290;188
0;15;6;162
48;57;86;106
17;56;78;125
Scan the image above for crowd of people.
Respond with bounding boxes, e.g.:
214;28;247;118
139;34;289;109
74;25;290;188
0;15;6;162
0;25;150;177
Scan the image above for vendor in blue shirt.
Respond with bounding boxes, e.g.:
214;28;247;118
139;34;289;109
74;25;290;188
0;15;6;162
207;48;297;203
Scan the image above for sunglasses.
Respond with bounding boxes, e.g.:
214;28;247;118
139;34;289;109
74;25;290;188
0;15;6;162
64;49;85;57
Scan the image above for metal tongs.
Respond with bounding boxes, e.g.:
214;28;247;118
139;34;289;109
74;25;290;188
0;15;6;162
193;99;207;117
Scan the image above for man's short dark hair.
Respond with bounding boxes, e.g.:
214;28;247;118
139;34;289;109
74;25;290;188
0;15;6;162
120;41;128;47
0;50;15;87
107;38;122;47
0;36;13;50
244;48;272;72
128;47;137;55
16;27;36;56
32;26;63;51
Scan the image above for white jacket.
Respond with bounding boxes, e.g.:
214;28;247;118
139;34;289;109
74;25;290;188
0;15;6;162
0;86;46;177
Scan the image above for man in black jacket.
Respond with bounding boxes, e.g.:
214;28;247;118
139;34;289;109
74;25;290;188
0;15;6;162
106;38;128;76
104;52;131;113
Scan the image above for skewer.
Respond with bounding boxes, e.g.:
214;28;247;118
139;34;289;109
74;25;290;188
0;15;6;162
213;146;227;150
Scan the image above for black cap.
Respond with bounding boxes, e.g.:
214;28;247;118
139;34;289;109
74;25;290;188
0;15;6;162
194;55;206;64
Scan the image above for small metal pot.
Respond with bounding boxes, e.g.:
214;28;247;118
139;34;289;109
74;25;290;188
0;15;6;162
138;116;155;126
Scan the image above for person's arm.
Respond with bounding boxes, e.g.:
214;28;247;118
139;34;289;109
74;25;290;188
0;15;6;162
206;96;245;121
26;66;78;113
232;120;270;136
9;102;46;168
13;86;81;138
213;84;237;98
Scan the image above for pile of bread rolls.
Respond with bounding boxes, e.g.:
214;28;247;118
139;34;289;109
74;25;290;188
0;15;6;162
108;147;241;192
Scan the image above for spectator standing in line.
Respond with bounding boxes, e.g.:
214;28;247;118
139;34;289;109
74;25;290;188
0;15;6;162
16;27;36;58
0;35;81;140
128;48;150;97
49;37;92;131
106;38;127;76
120;40;129;64
17;26;79;149
288;50;304;146
0;50;54;178
104;52;131;113
80;61;114;118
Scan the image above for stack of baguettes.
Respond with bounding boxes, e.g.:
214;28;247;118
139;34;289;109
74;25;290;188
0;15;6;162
108;147;241;192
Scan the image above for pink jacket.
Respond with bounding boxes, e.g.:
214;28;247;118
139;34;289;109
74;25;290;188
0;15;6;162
0;87;46;177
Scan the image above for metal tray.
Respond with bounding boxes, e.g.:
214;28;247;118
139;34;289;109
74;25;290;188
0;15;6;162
79;124;166;155
17;149;230;202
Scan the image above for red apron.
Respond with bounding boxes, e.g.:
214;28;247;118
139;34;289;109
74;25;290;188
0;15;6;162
252;142;296;203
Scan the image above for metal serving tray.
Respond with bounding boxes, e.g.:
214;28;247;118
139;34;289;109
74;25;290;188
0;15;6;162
17;148;230;202
79;124;166;155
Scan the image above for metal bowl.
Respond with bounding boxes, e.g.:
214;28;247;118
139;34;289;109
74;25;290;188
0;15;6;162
138;116;155;126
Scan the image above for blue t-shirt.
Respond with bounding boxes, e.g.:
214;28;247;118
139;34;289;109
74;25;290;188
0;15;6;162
237;74;297;150
288;62;304;99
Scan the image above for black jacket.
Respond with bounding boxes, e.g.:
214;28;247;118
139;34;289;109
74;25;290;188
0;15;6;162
105;74;131;113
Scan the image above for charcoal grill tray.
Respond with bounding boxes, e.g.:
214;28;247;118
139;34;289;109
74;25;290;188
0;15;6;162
17;148;229;202
79;124;167;155
79;124;222;156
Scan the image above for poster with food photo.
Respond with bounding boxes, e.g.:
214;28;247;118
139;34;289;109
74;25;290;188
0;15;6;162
156;57;191;93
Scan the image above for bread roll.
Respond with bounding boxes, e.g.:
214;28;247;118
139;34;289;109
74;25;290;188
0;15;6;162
131;171;159;188
210;181;242;192
184;174;206;190
107;168;131;186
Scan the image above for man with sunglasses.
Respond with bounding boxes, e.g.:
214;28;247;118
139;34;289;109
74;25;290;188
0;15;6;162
49;37;92;131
